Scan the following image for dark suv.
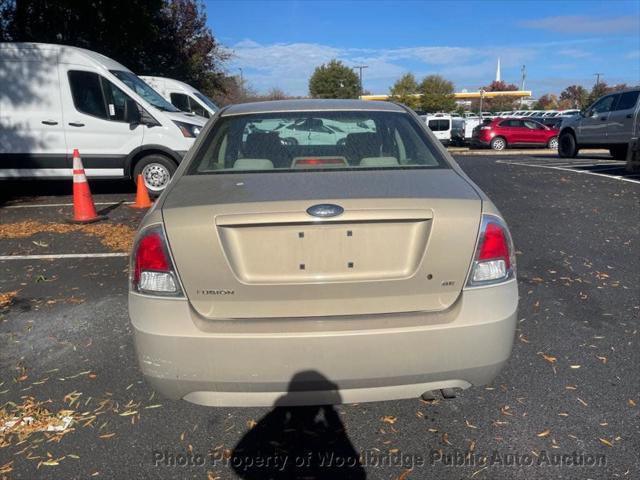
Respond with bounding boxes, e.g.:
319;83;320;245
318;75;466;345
558;88;640;160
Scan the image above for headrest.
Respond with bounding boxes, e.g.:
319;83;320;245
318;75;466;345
233;158;274;170
359;156;399;167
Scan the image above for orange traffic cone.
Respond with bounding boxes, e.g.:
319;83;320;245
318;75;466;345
130;174;153;209
70;149;104;223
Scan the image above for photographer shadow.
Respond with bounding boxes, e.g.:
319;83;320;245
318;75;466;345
231;370;366;479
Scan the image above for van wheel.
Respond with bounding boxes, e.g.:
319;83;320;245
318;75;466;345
558;132;578;158
609;145;628;160
547;136;558;150
132;154;177;196
490;136;507;151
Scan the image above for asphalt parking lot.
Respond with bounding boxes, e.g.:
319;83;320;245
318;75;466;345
0;153;638;479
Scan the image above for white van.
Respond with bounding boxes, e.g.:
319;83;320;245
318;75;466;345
422;114;466;145
0;43;206;193
141;76;218;119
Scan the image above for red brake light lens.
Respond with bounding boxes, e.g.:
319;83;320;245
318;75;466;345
134;232;169;284
478;222;510;268
467;215;515;286
131;227;182;296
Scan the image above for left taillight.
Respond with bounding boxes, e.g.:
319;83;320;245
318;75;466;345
130;225;183;296
466;214;516;287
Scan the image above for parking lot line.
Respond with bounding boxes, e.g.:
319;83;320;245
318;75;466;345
3;201;134;209
0;253;129;260
496;160;640;184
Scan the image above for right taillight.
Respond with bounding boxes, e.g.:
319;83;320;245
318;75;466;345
466;214;516;287
130;225;183;296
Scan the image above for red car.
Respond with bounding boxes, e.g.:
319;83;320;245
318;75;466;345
472;118;559;151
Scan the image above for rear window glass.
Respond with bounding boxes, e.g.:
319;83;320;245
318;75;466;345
427;119;450;131
188;111;447;174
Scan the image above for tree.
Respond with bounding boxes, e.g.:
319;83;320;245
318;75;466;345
588;81;610;105
389;73;420;109
533;94;559;110
418;75;456;113
0;0;14;41
481;80;520;111
559;85;589;109
308;60;359;99
2;0;228;97
157;0;229;97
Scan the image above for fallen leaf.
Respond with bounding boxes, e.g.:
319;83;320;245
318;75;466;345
382;415;397;424
396;468;413;480
537;429;551;438
599;438;613;447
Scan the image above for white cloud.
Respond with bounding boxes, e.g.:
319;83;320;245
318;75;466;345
521;15;640;34
626;50;640;59
558;48;591;59
229;40;542;94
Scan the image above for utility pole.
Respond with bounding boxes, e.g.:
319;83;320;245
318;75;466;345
593;72;604;86
353;65;368;97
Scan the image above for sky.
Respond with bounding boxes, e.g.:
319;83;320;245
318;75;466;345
206;0;640;97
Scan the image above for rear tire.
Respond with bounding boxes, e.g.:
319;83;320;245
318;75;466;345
609;145;628;160
132;154;177;197
547;136;558;150
490;136;507;151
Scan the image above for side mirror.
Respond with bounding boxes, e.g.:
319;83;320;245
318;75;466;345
125;99;142;124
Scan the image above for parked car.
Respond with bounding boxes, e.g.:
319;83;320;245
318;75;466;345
528;116;564;130
141;76;219;119
558;109;581;117
129;99;518;407
472;118;559;150
0;43;205;193
558;88;640;160
422;114;452;144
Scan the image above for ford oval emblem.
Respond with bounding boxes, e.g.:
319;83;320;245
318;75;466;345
307;204;344;218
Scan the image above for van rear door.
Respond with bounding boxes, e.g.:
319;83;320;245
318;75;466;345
60;68;144;177
0;46;67;177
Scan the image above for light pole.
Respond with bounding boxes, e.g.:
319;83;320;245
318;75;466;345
238;68;244;99
479;89;485;117
353;65;368;97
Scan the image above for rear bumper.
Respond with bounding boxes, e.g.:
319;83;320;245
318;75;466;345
129;280;518;406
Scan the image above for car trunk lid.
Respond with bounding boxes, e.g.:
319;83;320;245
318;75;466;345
162;169;481;319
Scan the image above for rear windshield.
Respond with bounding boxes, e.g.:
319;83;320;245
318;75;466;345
188;111;447;174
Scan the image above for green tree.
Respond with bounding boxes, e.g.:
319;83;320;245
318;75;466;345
2;0;228;96
308;60;360;99
559;85;589;109
418;75;456;113
481;80;520;111
389;73;420;109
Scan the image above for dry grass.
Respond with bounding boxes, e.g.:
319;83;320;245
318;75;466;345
0;291;18;309
0;221;135;252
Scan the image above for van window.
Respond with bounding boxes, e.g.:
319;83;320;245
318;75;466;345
68;71;107;119
68;70;134;122
614;91;640;111
170;92;190;111
427;119;450;131
189;98;209;118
